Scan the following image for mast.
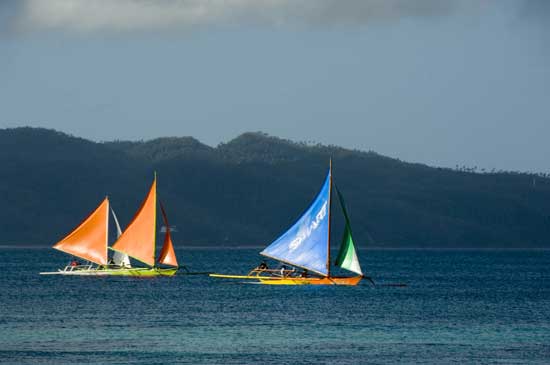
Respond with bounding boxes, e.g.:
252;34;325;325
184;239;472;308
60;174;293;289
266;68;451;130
153;171;157;268
105;196;109;264
327;158;333;277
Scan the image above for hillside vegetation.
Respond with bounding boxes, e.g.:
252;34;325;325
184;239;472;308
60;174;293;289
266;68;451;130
1;127;549;247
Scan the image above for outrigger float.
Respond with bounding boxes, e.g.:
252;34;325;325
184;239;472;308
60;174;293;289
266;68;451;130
210;161;370;286
40;175;179;277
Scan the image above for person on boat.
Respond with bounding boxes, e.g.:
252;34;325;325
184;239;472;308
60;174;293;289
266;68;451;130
279;265;295;277
70;260;80;267
301;269;308;278
257;261;268;271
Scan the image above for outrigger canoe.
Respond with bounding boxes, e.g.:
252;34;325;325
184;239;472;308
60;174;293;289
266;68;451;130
40;174;179;277
40;266;178;276
210;272;362;285
210;160;368;286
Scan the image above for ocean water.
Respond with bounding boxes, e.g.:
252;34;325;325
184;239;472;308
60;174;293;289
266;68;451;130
0;248;549;364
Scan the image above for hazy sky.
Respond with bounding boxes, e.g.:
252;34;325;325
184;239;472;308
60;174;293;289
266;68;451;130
1;0;549;172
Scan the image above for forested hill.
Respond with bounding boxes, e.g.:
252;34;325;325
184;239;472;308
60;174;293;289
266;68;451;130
1;127;550;248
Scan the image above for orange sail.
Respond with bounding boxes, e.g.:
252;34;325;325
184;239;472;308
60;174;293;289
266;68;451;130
112;177;157;266
157;203;178;267
53;198;109;265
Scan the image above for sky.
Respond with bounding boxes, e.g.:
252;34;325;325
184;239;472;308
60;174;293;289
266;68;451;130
0;0;549;173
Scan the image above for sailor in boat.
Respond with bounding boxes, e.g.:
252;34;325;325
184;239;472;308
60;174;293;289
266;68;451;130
70;259;81;267
277;265;296;277
257;261;268;271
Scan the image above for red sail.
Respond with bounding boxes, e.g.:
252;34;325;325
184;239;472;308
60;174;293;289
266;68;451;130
157;202;179;267
53;198;109;265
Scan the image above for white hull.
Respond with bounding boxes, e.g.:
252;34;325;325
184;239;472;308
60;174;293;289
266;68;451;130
40;264;126;276
40;269;115;276
39;265;178;276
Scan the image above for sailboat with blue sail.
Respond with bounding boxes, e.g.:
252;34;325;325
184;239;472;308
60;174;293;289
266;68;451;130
210;161;366;285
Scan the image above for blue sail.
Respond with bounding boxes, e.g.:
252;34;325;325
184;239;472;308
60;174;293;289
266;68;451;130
260;170;331;276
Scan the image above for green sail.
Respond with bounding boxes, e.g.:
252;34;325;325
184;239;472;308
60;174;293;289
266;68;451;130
334;186;363;276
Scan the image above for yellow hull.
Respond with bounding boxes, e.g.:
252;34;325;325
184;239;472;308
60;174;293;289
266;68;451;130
40;267;178;277
259;276;362;285
209;273;363;286
106;267;178;277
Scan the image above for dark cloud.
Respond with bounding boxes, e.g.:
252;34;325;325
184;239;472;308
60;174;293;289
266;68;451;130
1;0;546;36
0;0;469;34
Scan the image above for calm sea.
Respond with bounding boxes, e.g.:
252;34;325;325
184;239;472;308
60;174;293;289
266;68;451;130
0;248;549;364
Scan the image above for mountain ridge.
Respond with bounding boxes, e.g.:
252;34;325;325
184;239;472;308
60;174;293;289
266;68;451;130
1;126;549;248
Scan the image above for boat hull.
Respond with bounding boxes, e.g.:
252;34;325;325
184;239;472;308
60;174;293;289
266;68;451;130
209;273;363;286
259;276;362;285
40;267;178;277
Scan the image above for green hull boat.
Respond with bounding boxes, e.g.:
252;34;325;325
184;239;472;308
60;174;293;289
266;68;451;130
42;176;181;278
40;265;178;277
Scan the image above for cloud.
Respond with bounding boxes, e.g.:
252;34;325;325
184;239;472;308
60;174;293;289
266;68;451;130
3;0;545;35
5;0;461;34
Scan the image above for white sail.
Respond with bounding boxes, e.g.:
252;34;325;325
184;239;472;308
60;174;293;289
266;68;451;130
110;207;131;268
338;243;363;276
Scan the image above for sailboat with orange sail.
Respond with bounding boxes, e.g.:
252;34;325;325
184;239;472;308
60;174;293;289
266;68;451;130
210;161;369;285
40;175;179;276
